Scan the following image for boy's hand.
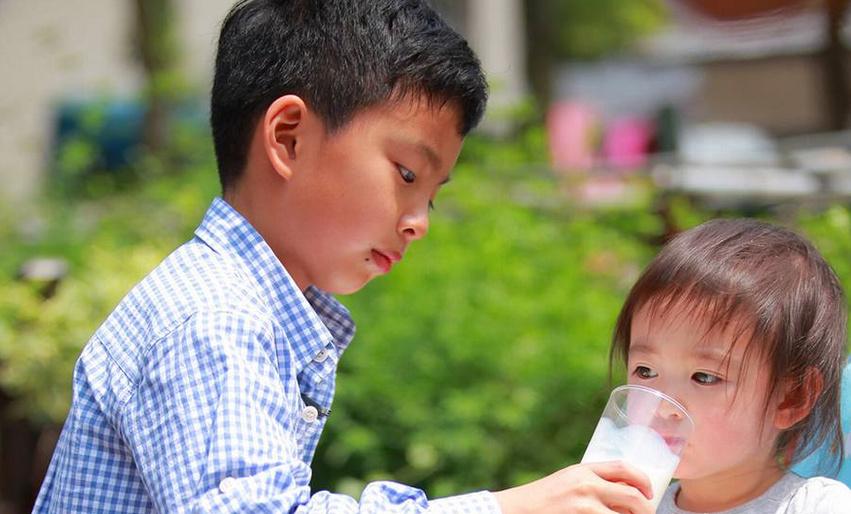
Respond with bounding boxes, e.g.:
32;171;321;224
492;461;654;514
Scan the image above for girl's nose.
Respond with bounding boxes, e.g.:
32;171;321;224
657;398;685;420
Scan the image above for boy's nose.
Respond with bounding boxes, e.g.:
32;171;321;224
399;208;429;241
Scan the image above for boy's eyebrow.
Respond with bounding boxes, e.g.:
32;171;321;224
415;141;442;171
395;137;443;172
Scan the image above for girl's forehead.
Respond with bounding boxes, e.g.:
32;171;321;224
630;298;754;358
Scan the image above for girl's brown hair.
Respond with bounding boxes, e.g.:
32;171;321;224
611;218;847;473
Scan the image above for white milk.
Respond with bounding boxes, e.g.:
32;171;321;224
581;418;680;510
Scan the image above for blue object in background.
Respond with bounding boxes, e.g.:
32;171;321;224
53;98;145;172
51;96;207;179
792;358;851;485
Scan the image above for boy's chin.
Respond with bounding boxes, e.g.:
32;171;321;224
316;274;373;296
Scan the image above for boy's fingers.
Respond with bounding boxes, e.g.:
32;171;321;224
599;481;655;514
585;461;654;501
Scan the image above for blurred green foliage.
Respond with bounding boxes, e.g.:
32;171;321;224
0;132;217;423
316;137;663;496
524;0;670;104
544;0;669;60
1;114;849;498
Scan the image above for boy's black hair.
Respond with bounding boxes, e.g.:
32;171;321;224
211;0;488;191
611;218;847;475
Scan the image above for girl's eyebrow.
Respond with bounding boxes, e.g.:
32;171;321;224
693;347;728;360
692;345;742;369
628;342;657;355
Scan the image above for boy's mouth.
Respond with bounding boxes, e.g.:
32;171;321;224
370;250;400;273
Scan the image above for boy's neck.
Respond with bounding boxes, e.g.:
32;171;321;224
222;183;310;292
675;463;785;512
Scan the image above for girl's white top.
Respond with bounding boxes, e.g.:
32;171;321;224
657;473;851;513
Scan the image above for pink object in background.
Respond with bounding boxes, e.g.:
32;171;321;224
602;117;653;171
577;175;630;205
547;101;598;172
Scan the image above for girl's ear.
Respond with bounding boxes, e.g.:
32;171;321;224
774;367;823;430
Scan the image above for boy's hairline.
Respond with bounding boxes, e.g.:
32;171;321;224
211;0;488;193
220;90;468;194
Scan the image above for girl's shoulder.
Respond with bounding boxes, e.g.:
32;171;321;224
657;474;851;514
783;474;851;513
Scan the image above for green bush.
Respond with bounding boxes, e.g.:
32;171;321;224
0;156;218;424
313;135;664;495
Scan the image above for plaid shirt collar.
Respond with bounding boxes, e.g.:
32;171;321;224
194;197;356;367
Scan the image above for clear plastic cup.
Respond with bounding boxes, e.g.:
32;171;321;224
581;384;694;509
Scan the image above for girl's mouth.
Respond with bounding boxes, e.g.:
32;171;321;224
663;436;687;453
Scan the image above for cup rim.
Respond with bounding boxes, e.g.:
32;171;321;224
611;384;695;429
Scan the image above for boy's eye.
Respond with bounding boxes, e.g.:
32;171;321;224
633;366;658;379
692;372;721;385
398;166;416;184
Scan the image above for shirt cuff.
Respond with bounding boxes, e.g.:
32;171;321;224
429;491;502;514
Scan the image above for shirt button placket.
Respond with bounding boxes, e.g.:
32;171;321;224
218;477;238;494
301;405;319;424
314;348;329;363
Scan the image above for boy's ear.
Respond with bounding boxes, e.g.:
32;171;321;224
774;367;823;430
263;95;308;181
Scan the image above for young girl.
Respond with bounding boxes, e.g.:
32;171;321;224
610;218;851;513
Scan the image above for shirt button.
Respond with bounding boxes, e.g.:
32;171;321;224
219;477;238;494
301;405;319;423
313;349;329;363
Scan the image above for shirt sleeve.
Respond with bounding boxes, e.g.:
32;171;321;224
784;476;851;514
118;309;502;514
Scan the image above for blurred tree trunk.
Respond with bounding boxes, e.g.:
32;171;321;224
523;1;555;106
522;0;668;107
134;0;180;157
823;0;850;130
0;390;34;514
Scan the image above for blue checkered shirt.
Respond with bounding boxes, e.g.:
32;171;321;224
34;198;500;513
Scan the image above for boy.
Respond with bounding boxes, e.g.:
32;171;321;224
34;1;653;512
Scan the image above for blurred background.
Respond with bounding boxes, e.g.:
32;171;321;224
1;0;850;512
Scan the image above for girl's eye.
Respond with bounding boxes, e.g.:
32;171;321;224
633;366;658;379
693;372;721;385
398;166;416;184
428;200;435;211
